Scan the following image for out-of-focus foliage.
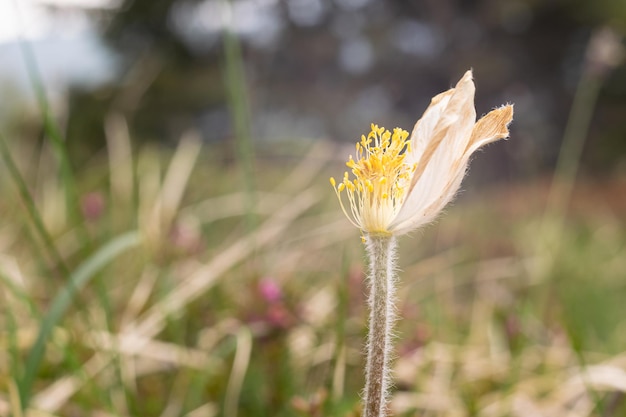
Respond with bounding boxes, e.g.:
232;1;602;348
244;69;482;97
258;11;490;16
1;136;626;416
2;2;626;417
50;0;626;177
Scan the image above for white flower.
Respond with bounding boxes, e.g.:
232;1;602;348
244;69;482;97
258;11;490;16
330;70;514;236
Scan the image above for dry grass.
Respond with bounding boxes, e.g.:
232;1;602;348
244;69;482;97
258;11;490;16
0;130;625;417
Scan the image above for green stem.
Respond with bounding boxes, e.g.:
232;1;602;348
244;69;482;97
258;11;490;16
222;0;256;233
0;134;69;276
546;68;602;221
363;234;397;417
15;33;90;247
18;231;141;410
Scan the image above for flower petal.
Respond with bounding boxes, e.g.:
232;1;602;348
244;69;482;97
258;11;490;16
409;71;476;186
466;104;514;153
390;71;477;233
406;89;455;164
391;104;514;235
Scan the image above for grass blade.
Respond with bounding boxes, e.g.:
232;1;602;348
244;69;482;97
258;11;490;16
222;0;256;232
18;231;142;411
11;0;89;244
0;134;69;277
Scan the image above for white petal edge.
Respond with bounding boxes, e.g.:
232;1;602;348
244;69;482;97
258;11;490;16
390;104;514;235
390;71;477;232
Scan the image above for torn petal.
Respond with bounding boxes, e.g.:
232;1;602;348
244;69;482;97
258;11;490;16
466;104;514;152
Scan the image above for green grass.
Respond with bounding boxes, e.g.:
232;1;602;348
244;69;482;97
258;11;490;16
0;134;625;416
1;20;625;417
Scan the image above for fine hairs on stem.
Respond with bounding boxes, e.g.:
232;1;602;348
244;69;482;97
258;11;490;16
363;234;397;417
329;73;513;415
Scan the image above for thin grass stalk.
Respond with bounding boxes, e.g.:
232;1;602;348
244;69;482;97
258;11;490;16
105;113;135;232
224;328;252;417
363;235;397;417
31;190;317;413
539;28;623;415
2;295;23;388
10;2;90;244
538;29;610;322
8;379;23;417
542;28;622;246
538;30;605;327
0;136;98;372
221;0;257;232
0;134;69;276
18;231;140;411
332;250;351;403
544;66;602;226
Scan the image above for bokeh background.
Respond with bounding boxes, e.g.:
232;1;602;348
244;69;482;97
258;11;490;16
1;1;625;416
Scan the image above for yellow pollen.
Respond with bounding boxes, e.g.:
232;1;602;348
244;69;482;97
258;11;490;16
329;123;415;233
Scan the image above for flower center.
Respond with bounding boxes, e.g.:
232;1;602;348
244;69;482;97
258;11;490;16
330;124;415;234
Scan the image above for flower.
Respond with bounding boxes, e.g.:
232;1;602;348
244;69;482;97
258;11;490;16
258;278;282;303
330;70;514;236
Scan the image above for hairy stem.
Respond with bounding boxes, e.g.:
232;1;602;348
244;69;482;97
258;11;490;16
364;234;397;417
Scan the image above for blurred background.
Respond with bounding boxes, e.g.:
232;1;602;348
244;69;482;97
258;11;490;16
2;0;626;176
1;0;625;416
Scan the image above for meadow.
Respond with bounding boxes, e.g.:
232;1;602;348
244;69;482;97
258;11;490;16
1;14;626;416
0;121;625;416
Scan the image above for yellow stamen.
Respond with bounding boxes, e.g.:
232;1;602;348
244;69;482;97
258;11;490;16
330;124;415;233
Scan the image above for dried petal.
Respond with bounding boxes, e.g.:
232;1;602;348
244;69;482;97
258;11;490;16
331;70;514;236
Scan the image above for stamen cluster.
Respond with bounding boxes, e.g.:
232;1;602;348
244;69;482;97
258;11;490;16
330;124;416;234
